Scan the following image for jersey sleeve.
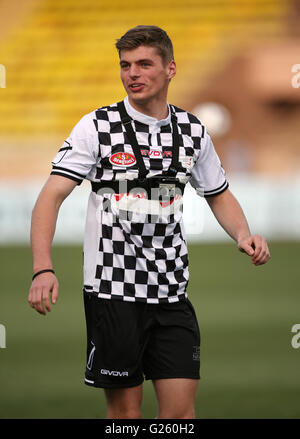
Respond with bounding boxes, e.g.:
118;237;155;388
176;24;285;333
189;127;229;197
50;114;97;185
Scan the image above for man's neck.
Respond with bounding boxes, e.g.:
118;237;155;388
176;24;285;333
128;97;169;121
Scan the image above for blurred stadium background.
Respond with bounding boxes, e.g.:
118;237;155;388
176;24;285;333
0;0;299;419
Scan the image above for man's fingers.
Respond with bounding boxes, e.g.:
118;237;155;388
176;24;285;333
251;236;270;265
29;287;44;315
51;282;59;305
238;242;254;256
28;273;59;315
238;235;270;266
42;287;51;313
28;288;34;308
35;289;46;315
253;246;271;265
252;247;264;264
251;235;263;257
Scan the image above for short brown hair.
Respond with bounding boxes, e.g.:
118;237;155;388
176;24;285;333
115;25;174;64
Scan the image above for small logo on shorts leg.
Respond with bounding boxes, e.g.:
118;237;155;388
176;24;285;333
193;346;200;361
87;342;96;371
100;369;129;377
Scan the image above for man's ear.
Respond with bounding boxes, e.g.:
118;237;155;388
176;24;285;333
167;60;176;80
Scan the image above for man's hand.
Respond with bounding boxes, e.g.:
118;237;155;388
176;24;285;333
206;190;271;266
28;272;59;315
29;175;76;316
237;234;270;266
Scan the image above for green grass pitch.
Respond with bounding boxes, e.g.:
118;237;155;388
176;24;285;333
0;241;299;418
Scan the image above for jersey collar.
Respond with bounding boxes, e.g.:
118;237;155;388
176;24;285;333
124;96;171;128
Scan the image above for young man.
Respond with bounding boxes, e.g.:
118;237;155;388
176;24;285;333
28;26;270;419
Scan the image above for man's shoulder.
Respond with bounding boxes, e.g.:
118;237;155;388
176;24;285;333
170;104;205;138
74;102;121;131
78;102;118;119
170;104;204;126
93;101;120;118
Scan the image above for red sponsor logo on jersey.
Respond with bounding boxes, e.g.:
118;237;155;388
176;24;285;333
109;152;136;167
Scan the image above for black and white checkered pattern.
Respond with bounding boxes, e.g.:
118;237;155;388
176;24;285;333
51;97;229;304
93;208;189;303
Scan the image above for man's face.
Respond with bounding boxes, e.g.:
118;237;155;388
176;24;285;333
119;45;176;106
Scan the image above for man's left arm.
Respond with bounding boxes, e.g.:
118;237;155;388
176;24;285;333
206;188;270;266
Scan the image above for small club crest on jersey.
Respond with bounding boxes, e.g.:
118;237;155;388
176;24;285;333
109;152;136;167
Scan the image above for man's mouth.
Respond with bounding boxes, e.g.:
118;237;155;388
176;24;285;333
129;83;145;92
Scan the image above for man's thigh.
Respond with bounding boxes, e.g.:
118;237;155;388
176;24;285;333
104;383;143;419
83;294;148;388
153;378;199;418
143;299;201;381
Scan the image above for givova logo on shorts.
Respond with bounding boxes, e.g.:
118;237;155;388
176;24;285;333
100;369;129;377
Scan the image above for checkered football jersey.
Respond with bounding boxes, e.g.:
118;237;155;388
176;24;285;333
51;97;229;304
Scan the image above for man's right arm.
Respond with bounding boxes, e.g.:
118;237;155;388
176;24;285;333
28;175;77;315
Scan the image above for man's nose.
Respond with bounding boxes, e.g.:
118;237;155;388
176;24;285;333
129;65;140;78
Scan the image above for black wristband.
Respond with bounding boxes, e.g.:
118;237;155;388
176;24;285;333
32;269;55;281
